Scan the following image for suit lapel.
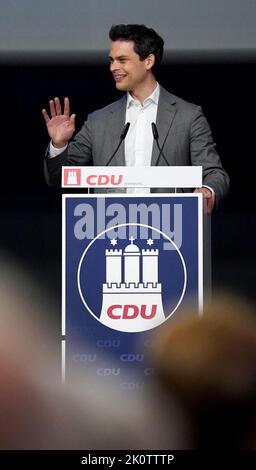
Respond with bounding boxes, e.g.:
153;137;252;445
107;95;127;166
151;87;177;166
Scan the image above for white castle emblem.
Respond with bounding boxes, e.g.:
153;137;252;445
66;170;78;185
100;236;165;332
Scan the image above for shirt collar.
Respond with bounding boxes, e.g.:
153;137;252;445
127;82;160;108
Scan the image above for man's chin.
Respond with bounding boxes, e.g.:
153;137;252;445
115;82;129;91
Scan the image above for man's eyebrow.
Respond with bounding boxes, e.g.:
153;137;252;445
108;55;129;60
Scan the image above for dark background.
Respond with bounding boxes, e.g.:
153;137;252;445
1;58;255;317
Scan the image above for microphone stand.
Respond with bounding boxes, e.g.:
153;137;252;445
151;122;177;193
105;122;130;166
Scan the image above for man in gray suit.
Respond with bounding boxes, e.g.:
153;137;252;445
43;24;229;214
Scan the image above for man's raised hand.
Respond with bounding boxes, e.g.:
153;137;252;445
42;97;75;148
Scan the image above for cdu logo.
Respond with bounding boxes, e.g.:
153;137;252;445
77;223;187;333
64;168;81;186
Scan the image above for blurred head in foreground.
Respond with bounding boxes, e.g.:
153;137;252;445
152;296;256;449
0;254;188;450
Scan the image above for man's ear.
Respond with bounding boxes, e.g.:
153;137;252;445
145;54;155;70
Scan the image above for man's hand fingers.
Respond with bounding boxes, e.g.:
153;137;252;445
45;97;70;119
49;99;56;118
70;113;76;124
42;109;50;123
64;97;70;116
206;198;215;215
194;187;215;214
54;97;62;116
194;188;211;198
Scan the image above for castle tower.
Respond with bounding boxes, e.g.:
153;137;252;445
105;249;122;285
142;249;159;285
100;237;165;332
123;236;140;285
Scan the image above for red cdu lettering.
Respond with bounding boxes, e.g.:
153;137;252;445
123;305;139;319
85;174;122;186
140;304;157;319
107;305;122;319
98;175;109;185
86;174;97;185
107;304;157;320
110;175;123;186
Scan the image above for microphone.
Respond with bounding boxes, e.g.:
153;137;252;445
105;122;130;166
151;122;169;166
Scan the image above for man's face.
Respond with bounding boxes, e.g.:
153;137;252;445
109;40;150;92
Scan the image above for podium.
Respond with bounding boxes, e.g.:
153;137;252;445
61;166;209;386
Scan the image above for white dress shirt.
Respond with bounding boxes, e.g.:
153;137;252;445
125;83;159;167
125;83;159;193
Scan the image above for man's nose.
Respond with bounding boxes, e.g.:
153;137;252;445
110;61;119;72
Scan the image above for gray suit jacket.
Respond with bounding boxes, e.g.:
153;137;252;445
45;86;229;202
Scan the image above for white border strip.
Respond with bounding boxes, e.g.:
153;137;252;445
198;194;204;314
62;193;202;199
62;195;66;336
61;195;66;384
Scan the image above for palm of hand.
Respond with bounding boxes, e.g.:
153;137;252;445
47;115;75;143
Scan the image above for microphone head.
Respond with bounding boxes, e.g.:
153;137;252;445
120;122;130;140
151;122;159;140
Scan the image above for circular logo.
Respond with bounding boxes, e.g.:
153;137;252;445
78;223;187;333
